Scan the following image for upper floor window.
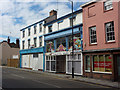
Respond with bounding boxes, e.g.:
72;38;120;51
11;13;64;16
28;28;30;36
39;24;42;32
34;38;37;47
22;41;25;49
88;5;96;17
89;26;97;44
23;31;25;38
34;25;37;34
104;0;113;11
70;17;76;26
28;39;30;49
105;21;115;42
48;25;52;33
39;37;42;47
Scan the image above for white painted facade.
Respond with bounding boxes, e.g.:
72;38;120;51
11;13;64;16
20;10;83;74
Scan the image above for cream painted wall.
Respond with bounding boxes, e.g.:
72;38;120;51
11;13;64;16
0;42;19;65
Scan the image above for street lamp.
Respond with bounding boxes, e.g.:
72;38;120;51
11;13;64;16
68;0;74;78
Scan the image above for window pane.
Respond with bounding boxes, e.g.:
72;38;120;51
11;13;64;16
85;56;90;70
105;55;112;72
93;55;99;71
99;55;105;72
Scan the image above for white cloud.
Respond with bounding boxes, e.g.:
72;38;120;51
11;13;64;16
0;0;85;39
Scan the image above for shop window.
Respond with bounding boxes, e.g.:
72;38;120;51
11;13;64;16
46;40;54;52
93;55;112;72
85;55;90;71
56;37;66;52
46;56;56;72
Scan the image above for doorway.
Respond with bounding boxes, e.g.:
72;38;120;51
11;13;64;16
56;55;66;73
117;55;120;82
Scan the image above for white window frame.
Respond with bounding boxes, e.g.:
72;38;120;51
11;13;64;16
28;28;30;36
28;39;30;49
23;31;25;38
105;21;115;42
89;26;97;44
39;23;42;32
104;0;113;11
34;25;37;34
85;55;90;72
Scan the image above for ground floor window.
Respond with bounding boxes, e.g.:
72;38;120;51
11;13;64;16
66;54;82;75
93;55;112;72
46;56;56;72
85;55;90;71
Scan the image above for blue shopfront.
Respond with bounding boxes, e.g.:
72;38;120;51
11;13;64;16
44;24;83;75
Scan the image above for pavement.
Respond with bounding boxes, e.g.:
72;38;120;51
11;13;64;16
3;66;120;89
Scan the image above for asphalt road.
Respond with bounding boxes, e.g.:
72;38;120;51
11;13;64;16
2;67;115;89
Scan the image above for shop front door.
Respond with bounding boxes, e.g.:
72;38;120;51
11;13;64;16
117;55;120;81
56;55;66;73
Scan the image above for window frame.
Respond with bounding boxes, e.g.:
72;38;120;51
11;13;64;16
104;0;113;11
92;54;112;74
85;55;90;72
89;26;97;44
39;37;42;47
23;31;25;38
28;39;30;49
39;23;42;32
34;25;37;34
105;21;115;42
28;28;30;36
48;25;52;33
22;41;25;49
34;38;37;47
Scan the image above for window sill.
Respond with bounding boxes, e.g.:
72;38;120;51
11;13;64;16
89;43;97;46
104;8;113;13
92;71;112;74
105;41;116;44
88;14;96;18
85;70;90;72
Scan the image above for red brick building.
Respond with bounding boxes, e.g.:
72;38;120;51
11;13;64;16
81;0;120;81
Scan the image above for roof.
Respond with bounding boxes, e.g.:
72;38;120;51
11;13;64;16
0;41;19;48
80;0;100;8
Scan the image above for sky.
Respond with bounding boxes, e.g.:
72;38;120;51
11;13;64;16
0;0;91;43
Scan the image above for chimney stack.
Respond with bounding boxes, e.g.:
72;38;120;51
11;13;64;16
49;10;57;16
16;38;19;48
7;36;10;44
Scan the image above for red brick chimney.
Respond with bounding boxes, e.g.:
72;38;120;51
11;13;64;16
49;10;57;16
7;36;10;44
